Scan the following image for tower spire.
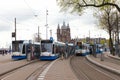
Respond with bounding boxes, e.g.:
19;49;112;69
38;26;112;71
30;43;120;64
63;21;65;26
57;24;60;29
67;23;69;28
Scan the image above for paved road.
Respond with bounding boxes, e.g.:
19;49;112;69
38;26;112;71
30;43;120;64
70;56;120;80
0;61;50;80
0;54;12;64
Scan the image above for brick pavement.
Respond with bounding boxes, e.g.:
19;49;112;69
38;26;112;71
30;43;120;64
44;58;78;80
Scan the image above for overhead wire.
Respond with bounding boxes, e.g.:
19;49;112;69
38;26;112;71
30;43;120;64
24;0;36;16
23;0;49;37
23;0;41;22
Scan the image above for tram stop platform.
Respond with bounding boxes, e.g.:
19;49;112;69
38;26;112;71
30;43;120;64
37;57;78;80
86;52;120;75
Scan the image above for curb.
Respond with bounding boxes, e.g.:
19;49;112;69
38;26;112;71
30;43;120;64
108;54;120;60
86;55;120;75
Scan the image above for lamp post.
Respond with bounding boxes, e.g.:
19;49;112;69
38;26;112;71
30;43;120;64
50;29;52;37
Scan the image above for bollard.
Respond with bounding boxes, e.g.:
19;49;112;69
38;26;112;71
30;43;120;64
101;53;104;61
100;48;104;61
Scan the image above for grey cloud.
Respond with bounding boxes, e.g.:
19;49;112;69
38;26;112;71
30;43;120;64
0;9;35;22
0;23;12;32
50;13;96;29
0;9;36;32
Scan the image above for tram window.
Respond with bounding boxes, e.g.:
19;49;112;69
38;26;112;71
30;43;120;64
41;43;52;52
77;42;82;49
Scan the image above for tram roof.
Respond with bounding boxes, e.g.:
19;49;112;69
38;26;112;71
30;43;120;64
12;40;40;45
41;40;53;43
12;40;25;43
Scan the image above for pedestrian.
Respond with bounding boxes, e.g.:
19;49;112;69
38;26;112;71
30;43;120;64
89;47;92;55
60;48;64;60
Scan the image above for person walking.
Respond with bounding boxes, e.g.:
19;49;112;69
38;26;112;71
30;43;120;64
60;47;64;60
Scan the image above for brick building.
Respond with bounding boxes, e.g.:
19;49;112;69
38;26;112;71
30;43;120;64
57;22;71;43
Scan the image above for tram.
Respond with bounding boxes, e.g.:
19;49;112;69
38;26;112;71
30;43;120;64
95;44;103;54
11;40;40;60
75;41;90;56
40;40;65;60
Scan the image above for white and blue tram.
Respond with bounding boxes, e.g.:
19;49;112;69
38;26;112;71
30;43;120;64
11;40;40;60
40;40;65;60
75;41;90;56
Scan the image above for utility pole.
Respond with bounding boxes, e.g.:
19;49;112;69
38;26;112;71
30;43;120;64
89;30;90;44
38;26;40;42
45;9;48;39
14;18;17;51
15;18;16;41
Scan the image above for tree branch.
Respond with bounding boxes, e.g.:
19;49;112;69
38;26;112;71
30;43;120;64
77;2;120;12
82;0;87;5
102;0;105;4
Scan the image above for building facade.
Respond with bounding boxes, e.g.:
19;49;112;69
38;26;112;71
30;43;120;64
57;22;71;43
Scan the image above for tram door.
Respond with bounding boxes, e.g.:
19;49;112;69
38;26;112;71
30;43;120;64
26;44;32;61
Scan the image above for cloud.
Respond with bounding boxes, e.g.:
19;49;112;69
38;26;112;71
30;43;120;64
0;20;12;32
0;9;35;21
0;0;109;48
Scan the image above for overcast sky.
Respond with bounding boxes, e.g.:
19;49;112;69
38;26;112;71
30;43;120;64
0;0;108;48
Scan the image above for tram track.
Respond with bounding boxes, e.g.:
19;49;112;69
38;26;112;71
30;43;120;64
26;61;51;80
0;60;51;80
0;60;38;77
0;59;27;65
70;56;90;80
70;56;120;80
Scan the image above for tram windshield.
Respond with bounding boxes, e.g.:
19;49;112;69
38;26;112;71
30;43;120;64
41;43;52;52
76;42;82;49
12;41;24;52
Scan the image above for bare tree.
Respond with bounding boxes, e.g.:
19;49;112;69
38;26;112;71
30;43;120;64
33;33;41;42
94;6;120;55
57;0;120;13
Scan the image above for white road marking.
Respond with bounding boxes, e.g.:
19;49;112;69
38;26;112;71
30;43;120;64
37;59;58;80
